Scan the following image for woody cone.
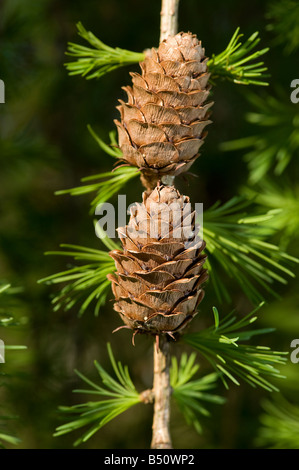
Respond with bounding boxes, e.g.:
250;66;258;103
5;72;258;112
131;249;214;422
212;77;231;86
108;185;208;338
115;32;213;190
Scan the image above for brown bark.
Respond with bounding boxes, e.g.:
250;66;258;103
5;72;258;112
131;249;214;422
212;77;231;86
151;336;172;449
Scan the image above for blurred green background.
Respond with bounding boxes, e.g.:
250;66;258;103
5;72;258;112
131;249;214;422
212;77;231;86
0;0;298;449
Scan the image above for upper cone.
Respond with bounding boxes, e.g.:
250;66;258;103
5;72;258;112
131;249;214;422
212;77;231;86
115;32;213;190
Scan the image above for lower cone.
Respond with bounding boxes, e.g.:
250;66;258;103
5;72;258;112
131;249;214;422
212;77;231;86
108;184;208;338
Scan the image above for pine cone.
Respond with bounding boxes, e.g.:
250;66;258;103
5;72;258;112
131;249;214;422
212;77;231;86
115;32;213;190
108;184;208;337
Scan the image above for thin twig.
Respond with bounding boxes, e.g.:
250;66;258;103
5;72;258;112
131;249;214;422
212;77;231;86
160;0;179;186
151;335;172;449
149;0;180;449
160;0;180;42
139;388;154;404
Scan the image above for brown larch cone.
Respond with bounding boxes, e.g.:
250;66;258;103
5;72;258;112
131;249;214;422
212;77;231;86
108;184;208;338
114;32;213;190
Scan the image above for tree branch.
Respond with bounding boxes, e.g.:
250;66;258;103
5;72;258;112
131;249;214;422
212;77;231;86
151;336;172;449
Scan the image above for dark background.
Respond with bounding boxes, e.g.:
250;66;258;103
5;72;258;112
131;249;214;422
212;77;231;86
0;0;298;449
